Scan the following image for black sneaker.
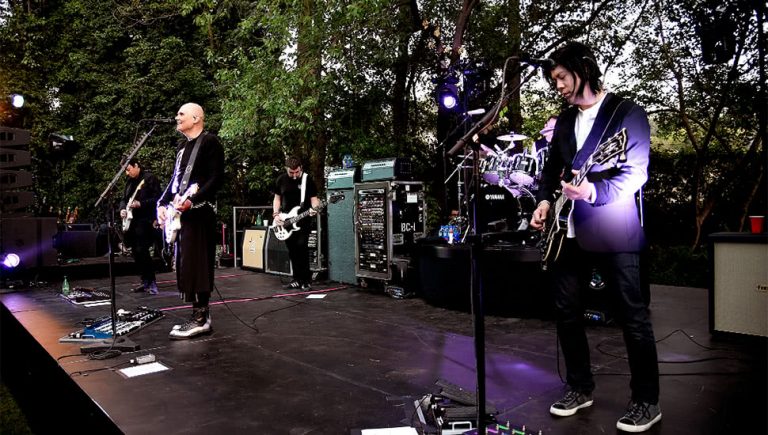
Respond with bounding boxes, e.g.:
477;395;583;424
169;308;211;340
286;281;302;289
616;401;661;432
549;390;594;417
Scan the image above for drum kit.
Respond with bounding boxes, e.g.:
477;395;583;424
477;132;542;197
447;130;549;235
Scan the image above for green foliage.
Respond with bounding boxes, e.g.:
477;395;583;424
647;244;710;288
1;0;763;288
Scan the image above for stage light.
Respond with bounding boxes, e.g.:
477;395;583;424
2;253;20;269
48;132;75;152
437;82;460;110
10;94;25;108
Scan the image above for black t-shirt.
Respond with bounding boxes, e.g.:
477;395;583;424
273;172;318;213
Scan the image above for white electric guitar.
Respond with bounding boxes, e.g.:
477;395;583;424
163;183;199;244
122;179;145;232
271;201;327;241
270;193;344;241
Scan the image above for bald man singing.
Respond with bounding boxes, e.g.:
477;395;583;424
157;103;225;339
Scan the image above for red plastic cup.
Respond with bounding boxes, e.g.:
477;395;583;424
749;215;765;234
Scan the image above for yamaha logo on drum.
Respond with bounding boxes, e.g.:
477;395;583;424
485;193;505;201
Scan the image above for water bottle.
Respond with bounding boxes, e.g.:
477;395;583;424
62;276;70;296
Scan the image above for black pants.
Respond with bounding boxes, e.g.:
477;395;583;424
550;238;659;404
285;229;311;284
126;220;156;284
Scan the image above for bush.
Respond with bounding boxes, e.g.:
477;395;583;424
647;244;710;288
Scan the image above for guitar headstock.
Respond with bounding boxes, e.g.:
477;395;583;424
592;128;628;166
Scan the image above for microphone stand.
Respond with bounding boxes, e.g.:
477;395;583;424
81;125;159;354
446;65;539;431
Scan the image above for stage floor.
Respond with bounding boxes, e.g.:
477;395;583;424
1;266;765;434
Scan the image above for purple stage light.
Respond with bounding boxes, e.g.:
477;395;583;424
2;253;20;268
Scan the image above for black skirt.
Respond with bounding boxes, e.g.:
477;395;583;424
176;205;217;302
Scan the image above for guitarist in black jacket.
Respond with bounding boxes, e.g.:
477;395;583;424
120;159;162;294
528;42;661;433
271;156;321;290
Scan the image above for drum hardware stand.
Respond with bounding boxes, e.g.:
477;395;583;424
446;63;539;432
83;123;161;354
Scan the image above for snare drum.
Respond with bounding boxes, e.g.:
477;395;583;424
482;155;512;185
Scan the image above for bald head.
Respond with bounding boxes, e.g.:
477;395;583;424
175;102;205;138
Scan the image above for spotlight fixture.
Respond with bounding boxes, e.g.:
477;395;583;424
10;94;25;108
48;133;76;152
1;253;20;269
436;77;461;111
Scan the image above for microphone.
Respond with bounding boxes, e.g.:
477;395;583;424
519;53;554;68
463;108;486;116
143;118;176;124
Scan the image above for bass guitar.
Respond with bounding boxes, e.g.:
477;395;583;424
122;179;145;232
271;201;327;241
163;183;199;244
270;193;344;241
540;128;628;269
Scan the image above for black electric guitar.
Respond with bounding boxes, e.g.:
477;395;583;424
540;128;628;269
270;192;344;241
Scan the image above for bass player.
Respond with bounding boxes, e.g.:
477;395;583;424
120;158;162;294
271;156;321;290
528;41;660;432
157;102;224;340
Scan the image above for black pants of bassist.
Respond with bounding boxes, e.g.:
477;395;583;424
285;229;311;285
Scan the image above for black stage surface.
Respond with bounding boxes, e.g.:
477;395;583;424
1;265;765;435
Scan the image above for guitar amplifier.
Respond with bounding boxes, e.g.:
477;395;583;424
264;228;293;276
241;227;267;270
361;157;412;182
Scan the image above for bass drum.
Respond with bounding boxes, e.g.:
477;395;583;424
477;184;521;233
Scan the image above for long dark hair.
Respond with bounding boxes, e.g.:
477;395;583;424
543;41;603;98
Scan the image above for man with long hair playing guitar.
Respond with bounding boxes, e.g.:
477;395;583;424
528;42;660;433
271;156;321;290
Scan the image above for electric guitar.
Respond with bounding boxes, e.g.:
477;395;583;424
163;183;199;244
271;202;327;241
270;193;344;241
122;179;145;232
540;128;628;269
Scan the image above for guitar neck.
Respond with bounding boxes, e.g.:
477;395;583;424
285;204;325;225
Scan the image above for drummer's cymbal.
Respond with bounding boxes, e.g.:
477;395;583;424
480;144;497;156
497;132;529;141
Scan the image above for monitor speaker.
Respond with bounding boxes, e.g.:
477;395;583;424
241;228;267;270
264;228;292;276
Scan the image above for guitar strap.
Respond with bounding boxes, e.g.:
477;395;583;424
299;173;307;207
571;95;631;170
176;132;206;194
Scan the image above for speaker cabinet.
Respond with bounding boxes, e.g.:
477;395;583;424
709;233;768;337
241;228;267;271
264;228;292;276
327;188;357;284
